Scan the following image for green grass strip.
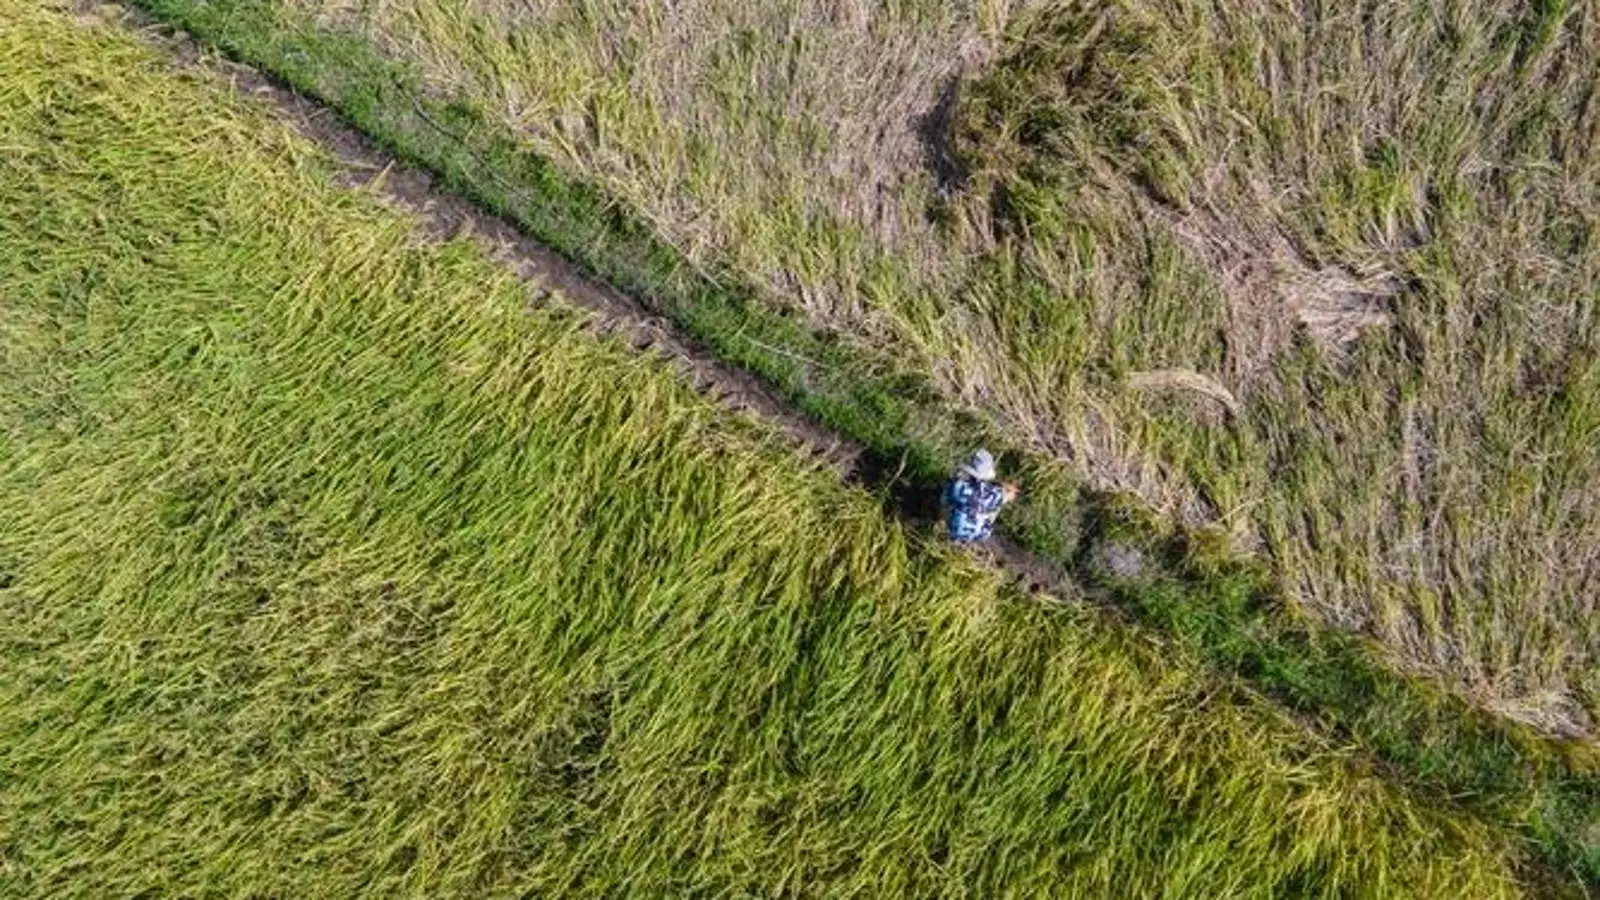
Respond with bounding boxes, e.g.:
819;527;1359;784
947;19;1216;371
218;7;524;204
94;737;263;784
123;0;1598;886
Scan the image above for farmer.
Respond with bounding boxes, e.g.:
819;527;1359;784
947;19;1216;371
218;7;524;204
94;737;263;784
942;449;1017;543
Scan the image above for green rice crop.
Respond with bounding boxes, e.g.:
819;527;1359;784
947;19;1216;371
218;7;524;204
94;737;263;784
99;0;1600;881
0;6;1533;895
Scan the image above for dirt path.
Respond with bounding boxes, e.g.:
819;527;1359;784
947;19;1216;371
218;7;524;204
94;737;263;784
87;2;1075;603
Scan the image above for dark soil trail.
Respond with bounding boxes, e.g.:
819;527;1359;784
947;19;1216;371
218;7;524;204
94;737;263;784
93;2;1079;604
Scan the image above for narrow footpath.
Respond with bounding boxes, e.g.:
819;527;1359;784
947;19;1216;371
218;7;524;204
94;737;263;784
94;2;1077;601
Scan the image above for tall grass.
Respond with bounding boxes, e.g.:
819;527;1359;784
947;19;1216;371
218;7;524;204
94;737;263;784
263;0;1600;739
954;0;1600;741
0;6;1532;895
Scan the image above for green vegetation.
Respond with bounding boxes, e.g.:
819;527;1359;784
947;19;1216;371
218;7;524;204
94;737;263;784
118;0;1600;882
0;6;1540;895
224;0;1599;735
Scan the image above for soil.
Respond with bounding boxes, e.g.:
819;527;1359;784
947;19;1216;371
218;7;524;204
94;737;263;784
77;0;1083;605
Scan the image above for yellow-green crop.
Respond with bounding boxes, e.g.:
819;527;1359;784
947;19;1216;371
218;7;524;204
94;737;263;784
0;6;1527;896
255;0;1599;738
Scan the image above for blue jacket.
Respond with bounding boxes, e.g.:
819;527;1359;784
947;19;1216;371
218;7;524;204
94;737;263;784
943;475;1007;542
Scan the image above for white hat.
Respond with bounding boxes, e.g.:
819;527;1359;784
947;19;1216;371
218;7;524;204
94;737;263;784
962;449;997;481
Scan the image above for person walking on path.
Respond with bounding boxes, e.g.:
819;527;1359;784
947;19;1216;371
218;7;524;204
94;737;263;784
943;449;1017;543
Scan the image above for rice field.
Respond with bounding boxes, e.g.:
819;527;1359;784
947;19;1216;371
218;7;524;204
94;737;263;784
0;5;1540;896
235;0;1600;740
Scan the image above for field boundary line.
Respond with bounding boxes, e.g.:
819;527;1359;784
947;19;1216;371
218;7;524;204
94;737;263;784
101;4;1092;592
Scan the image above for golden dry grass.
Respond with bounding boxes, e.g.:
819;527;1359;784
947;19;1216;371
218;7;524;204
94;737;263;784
282;0;1599;736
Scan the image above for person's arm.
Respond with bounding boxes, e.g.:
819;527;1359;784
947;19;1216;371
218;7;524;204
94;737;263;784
946;478;971;510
